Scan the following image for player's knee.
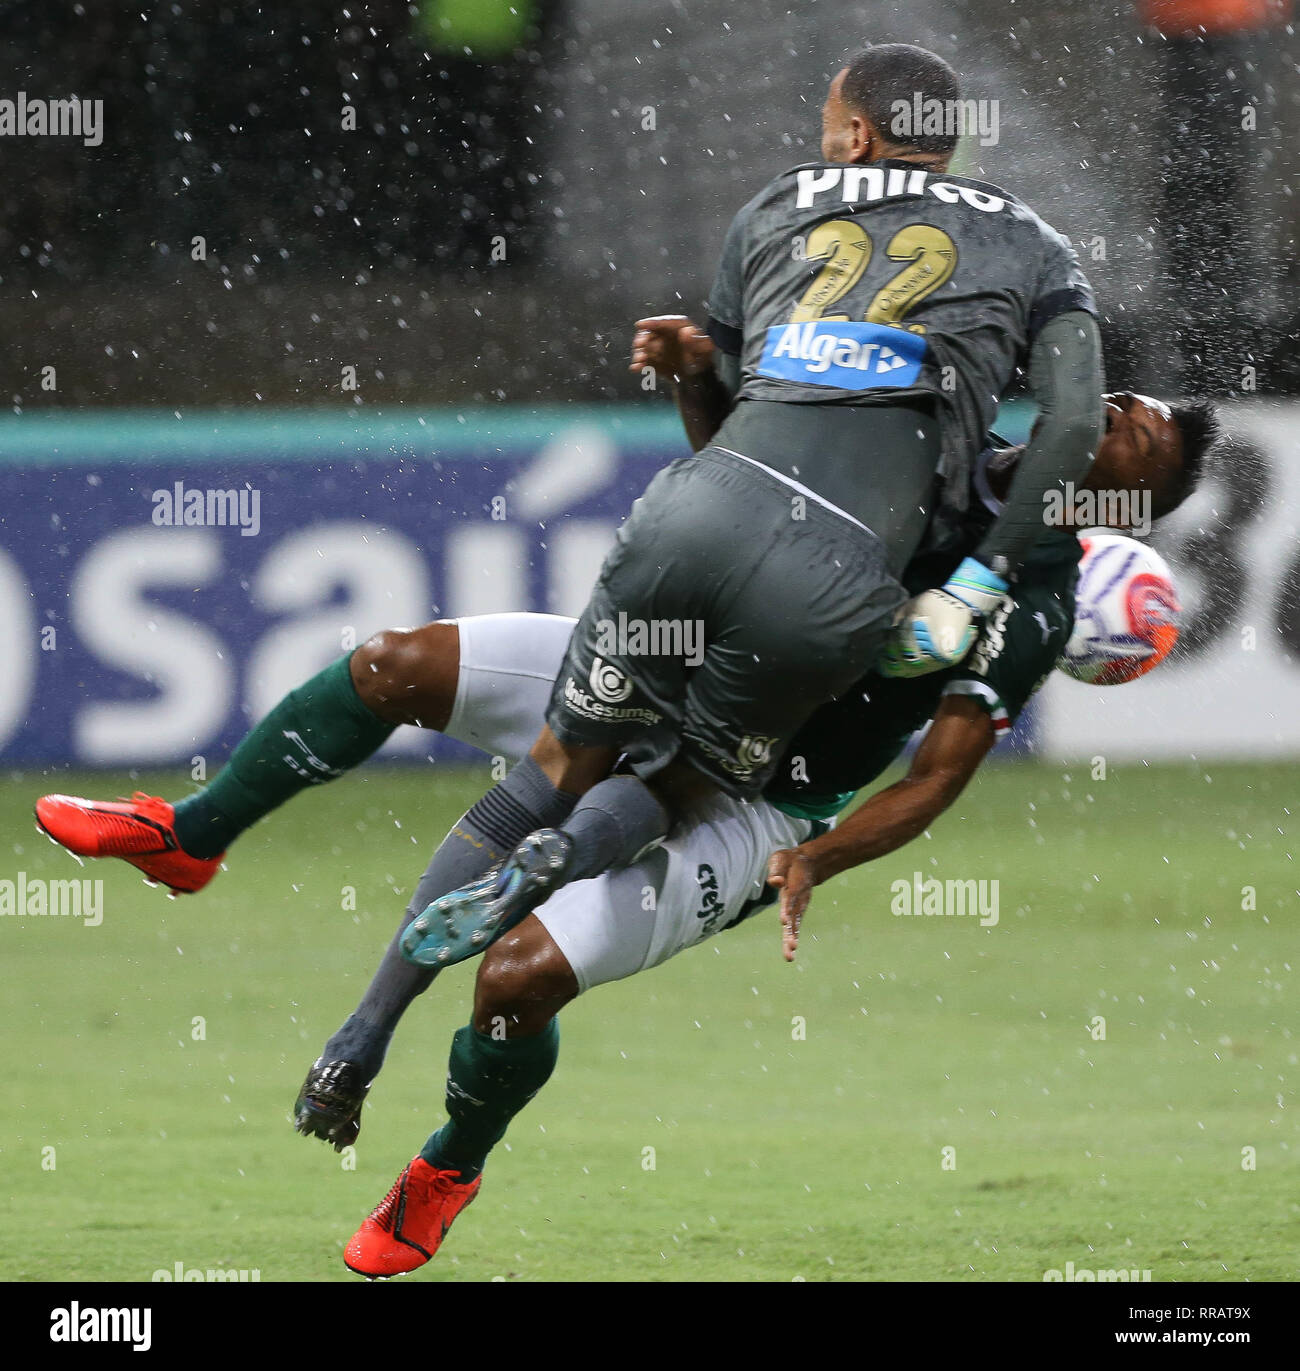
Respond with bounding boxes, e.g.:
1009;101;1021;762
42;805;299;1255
351;627;417;711
473;921;576;1036
350;623;453;726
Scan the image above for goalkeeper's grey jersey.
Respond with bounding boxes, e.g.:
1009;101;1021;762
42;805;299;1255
705;159;1096;518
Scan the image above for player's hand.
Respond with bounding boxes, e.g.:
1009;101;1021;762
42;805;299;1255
878;556;1009;678
767;847;818;962
629;315;715;383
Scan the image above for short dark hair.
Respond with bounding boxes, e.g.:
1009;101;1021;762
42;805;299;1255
1168;399;1219;489
840;44;962;156
1154;399;1219;517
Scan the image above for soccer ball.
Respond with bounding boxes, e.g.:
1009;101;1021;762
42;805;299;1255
1057;533;1181;686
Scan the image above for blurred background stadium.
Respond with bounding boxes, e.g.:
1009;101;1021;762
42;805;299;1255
0;0;1297;769
2;0;1297;405
2;0;1299;1289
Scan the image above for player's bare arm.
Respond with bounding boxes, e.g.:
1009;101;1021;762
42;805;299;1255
767;695;994;962
628;314;734;451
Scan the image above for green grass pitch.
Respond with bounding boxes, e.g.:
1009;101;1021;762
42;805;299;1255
2;758;1296;1281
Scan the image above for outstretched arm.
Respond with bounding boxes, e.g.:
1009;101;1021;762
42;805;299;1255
766;695;995;961
881;312;1103;678
976;310;1104;575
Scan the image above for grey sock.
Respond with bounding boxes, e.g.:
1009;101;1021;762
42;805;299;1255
321;756;577;1074
559;775;670;883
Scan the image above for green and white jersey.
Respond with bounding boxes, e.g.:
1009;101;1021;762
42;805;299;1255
763;522;1081;822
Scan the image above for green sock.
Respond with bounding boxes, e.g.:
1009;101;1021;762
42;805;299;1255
172;654;396;859
420;1021;560;1182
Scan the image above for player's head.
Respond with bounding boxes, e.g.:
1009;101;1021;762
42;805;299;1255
1090;393;1220;521
823;44;961;167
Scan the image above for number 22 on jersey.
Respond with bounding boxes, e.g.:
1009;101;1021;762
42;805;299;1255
791;219;957;332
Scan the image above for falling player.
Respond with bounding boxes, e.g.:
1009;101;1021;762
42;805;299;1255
36;386;1216;1274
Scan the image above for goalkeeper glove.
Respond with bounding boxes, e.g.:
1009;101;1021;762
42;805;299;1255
879;556;1010;678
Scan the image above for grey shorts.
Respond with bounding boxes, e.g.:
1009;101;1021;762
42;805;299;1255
545;446;906;798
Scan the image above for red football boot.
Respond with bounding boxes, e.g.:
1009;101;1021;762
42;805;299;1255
344;1157;481;1278
34;792;222;895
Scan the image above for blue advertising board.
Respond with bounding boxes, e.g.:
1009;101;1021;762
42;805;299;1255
0;403;1035;767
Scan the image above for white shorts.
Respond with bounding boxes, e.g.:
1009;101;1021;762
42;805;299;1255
442;613;813;991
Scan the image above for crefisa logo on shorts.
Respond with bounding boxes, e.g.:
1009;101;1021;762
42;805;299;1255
589;657;633;704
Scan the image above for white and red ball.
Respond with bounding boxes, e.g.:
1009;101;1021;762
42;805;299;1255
1057;533;1181;686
